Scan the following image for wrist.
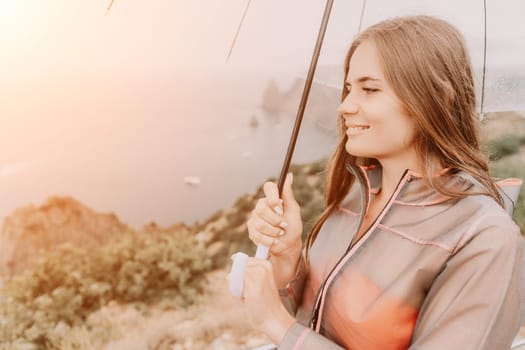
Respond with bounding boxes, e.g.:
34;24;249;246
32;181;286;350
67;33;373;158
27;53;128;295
272;247;301;264
271;252;302;289
262;304;296;345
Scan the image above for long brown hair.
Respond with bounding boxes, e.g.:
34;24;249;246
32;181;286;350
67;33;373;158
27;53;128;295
305;15;503;263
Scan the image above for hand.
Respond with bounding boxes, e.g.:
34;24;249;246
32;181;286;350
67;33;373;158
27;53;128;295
242;257;295;344
247;173;302;257
247;173;303;286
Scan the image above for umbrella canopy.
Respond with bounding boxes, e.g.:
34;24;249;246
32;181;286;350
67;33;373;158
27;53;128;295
359;0;525;113
229;0;525;115
226;0;525;191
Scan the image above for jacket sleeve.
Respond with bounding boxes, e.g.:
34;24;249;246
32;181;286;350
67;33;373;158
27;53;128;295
278;322;346;349
278;255;307;316
409;221;524;350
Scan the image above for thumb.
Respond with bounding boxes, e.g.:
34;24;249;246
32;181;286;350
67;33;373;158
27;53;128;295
281;172;298;207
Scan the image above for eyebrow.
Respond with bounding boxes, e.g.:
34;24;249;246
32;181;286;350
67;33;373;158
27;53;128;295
345;76;382;85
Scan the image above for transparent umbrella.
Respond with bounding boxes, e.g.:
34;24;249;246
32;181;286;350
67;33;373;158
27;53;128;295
227;0;525;186
353;0;525;114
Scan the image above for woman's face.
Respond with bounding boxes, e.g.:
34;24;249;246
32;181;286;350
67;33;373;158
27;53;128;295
338;40;418;166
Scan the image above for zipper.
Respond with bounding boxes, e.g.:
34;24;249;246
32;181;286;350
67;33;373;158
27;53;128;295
308;164;369;330
309;167;411;331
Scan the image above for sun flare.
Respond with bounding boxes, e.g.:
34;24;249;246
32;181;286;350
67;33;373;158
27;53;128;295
0;0;41;44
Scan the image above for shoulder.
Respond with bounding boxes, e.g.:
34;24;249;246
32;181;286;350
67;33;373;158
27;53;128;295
451;194;522;255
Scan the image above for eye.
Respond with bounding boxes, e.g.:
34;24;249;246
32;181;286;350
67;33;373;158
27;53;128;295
363;87;379;93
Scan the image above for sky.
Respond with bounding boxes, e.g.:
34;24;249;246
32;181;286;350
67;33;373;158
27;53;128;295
0;0;524;226
1;0;524;81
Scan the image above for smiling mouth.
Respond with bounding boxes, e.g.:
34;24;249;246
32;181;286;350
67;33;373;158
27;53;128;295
346;125;370;134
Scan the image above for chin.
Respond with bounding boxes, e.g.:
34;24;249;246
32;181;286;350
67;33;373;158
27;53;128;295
345;143;370;158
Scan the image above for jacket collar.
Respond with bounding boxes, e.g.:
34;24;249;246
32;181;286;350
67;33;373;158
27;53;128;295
354;164;473;207
347;163;522;213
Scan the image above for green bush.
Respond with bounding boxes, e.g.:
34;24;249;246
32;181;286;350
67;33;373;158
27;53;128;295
0;228;211;348
487;135;523;161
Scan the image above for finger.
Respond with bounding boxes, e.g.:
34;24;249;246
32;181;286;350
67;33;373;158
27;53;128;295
254;200;287;227
245;258;274;281
248;227;281;247
252;217;285;237
246;257;272;270
281;173;298;209
262;182;283;215
247;215;284;238
269;238;292;256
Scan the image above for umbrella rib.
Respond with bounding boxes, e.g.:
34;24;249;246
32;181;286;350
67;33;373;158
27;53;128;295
480;0;487;118
106;0;116;15
226;0;252;62
357;0;367;34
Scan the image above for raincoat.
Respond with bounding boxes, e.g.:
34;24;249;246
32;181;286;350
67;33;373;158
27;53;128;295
278;164;524;350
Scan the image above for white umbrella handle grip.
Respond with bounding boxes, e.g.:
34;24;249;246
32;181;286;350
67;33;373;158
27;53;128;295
229;244;269;298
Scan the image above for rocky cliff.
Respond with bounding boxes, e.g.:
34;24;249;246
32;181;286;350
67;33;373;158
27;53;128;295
0;196;128;277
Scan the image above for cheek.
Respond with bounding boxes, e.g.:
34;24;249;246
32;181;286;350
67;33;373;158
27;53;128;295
377;116;417;149
400;123;417;145
403;118;418;144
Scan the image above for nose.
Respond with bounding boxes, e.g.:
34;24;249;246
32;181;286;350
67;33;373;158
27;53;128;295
337;93;358;119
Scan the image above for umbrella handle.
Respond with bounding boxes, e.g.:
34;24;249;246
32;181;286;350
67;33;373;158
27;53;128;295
229;244;269;298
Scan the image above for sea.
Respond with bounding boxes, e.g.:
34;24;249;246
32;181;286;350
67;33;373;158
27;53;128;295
0;70;339;228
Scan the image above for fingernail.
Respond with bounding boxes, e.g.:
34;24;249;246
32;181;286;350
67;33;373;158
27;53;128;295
273;206;283;216
273;238;280;245
288;172;293;184
278;229;285;236
279;221;288;228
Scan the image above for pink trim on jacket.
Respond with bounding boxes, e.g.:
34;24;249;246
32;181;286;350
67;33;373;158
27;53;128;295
393;196;451;207
452;213;511;255
406;167;452;178
377;224;453;252
338;207;359;216
496;178;523;187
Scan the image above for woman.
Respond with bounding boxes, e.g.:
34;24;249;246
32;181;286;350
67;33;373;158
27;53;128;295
240;16;524;349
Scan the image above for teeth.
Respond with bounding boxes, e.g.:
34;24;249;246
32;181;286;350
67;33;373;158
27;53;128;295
348;126;369;132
